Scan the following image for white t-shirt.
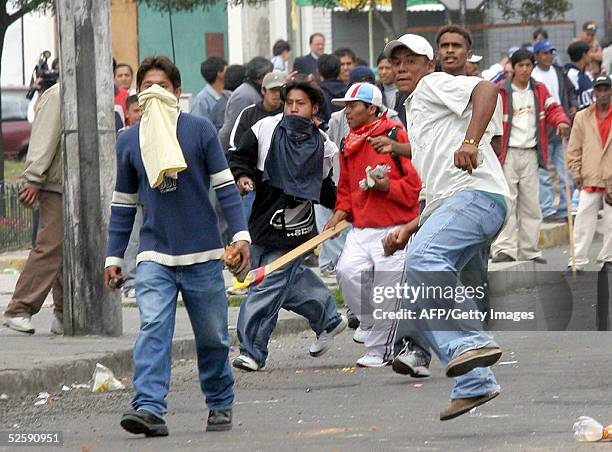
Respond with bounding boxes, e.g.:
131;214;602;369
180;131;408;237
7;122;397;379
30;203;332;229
508;84;537;149
405;72;510;222
484;94;503;141
532;66;560;103
383;84;398;108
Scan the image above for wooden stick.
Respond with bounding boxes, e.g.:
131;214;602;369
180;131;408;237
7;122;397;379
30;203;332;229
244;220;349;287
562;136;577;277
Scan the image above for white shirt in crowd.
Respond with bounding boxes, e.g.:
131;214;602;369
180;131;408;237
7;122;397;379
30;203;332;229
532;65;560;103
383;83;398;108
405;72;510;222
508;84;537;149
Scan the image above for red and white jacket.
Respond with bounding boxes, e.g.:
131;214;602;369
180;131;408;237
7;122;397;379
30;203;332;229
335;115;421;228
497;77;570;168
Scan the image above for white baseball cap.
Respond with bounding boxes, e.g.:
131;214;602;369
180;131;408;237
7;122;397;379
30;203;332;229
467;54;483;63
262;71;287;89
383;34;434;60
331;82;384;108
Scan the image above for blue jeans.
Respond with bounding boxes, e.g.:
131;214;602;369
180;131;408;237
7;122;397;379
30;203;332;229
237;244;342;366
314;204;349;271
539;139;573;218
396;190;504;399
132;260;234;418
242;191;256;222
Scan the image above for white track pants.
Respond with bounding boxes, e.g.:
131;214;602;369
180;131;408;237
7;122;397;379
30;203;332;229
336;226;406;360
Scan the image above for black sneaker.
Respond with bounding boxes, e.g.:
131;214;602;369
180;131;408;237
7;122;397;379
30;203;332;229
346;308;360;330
206;409;232;432
120;409;168;437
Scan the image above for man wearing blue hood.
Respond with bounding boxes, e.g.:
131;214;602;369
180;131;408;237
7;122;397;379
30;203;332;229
229;78;347;372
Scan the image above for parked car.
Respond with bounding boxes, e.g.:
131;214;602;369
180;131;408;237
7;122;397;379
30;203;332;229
2;86;31;160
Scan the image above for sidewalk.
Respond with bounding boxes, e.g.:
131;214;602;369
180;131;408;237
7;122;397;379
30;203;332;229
0;270;311;397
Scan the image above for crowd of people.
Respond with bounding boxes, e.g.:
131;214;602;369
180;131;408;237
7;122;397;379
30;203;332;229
3;20;611;438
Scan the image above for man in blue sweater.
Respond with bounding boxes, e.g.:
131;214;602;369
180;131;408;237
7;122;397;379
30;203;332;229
104;56;250;436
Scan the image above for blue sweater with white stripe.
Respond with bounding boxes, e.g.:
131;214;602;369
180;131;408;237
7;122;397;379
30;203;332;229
105;113;249;268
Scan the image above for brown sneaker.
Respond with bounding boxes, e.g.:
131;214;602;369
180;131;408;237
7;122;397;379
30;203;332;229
440;390;500;421
445;346;502;378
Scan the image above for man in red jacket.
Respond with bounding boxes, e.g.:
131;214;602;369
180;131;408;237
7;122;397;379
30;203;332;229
491;48;570;263
325;83;421;367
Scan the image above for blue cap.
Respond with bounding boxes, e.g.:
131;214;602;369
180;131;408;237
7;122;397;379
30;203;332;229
533;39;556;53
349;66;375;84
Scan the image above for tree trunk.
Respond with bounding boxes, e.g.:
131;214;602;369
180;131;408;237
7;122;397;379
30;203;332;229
56;0;122;336
391;0;407;38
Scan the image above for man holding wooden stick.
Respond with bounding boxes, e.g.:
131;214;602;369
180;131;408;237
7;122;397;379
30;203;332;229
104;57;249;435
229;78;346;372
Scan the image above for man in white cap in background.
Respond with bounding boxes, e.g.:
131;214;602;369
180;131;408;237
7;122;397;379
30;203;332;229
381;33;510;420
465;54;482;77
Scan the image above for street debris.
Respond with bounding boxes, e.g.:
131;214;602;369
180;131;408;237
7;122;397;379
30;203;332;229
573;416;612;442
497;360;518;366
61;385;71;392
34;392;50;406
91;363;125;393
0;393;8;400
414;384;424;388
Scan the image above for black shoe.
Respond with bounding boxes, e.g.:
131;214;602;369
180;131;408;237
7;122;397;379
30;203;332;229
120;409;168;437
347;309;360;330
531;256;547;264
491;252;515;263
206;409;232;432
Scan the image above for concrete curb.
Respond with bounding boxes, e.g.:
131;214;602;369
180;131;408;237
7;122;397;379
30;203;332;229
0;317;310;398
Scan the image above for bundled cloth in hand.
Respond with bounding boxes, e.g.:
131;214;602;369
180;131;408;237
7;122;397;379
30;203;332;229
262;115;324;202
138;84;187;188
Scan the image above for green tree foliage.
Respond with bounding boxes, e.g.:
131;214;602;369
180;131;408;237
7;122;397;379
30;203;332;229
494;0;572;23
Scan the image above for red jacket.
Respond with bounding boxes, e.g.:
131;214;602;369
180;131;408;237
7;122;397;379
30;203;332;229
335;115;421;228
498;77;570;167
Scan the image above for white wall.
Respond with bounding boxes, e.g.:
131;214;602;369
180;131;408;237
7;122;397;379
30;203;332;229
2;8;57;87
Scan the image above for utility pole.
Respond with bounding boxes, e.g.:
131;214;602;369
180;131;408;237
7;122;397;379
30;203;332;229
55;0;122;336
391;0;407;38
459;0;467;27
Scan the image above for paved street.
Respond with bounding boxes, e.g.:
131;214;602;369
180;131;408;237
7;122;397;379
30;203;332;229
1;329;611;451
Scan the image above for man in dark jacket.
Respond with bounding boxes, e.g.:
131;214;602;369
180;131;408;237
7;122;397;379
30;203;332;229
532;39;578;222
317;54;346;124
293;33;325;79
218;57;273;153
